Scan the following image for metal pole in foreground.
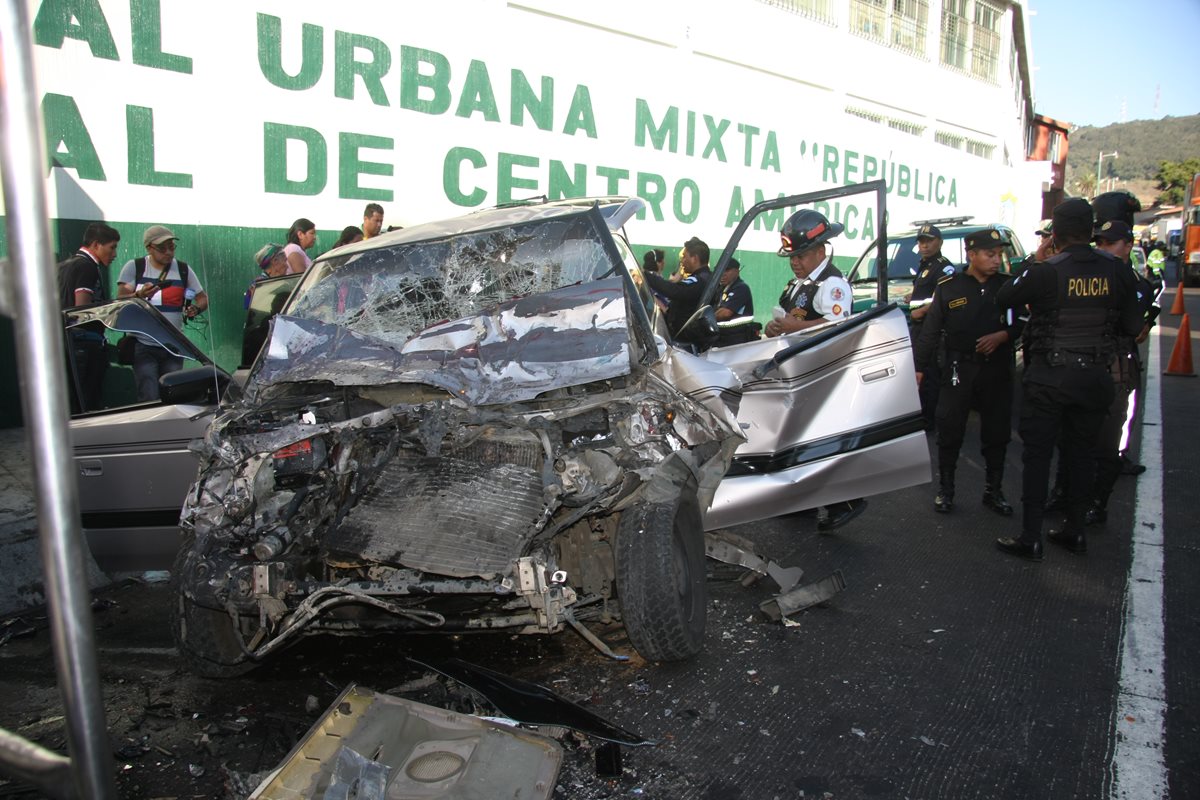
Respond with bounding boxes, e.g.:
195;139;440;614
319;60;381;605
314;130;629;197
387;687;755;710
0;2;118;797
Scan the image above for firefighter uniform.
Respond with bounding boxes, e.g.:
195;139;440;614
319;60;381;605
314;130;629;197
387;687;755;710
994;199;1144;561
913;230;1020;516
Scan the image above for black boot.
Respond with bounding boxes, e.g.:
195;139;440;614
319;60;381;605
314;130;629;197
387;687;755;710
982;471;1013;517
1085;495;1108;526
1048;528;1087;554
934;469;954;514
1044;484;1066;513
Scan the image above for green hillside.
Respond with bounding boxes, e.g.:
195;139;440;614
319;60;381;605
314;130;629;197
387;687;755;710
1064;114;1200;201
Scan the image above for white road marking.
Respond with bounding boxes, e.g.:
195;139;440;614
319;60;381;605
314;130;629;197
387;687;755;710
1109;324;1168;799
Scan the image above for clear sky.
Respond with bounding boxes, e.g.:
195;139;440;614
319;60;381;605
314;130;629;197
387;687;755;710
1027;0;1200;128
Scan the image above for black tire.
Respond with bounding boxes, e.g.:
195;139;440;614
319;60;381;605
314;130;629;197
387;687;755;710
170;538;257;678
615;488;707;661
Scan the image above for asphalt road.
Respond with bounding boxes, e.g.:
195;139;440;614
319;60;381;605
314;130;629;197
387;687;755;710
1;284;1197;800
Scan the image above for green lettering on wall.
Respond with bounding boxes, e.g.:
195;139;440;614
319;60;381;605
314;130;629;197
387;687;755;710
822;145;839;184
842;150;859;184
33;0;118;60
263;122;327;195
257;14;323;91
753;190;786;231
702;116;729;162
443;147;486;207
127;106;191;188
636;173;666;222
456;60;501;121
497;152;538;203
130;0;191;73
339;133;394;200
548;160;585;199
760;131;780;172
562;85;596;138
725;187;746;228
400;46;452;115
673;179;700;224
595;166;629;195
633;99;677;152
41;93;105;180
511;70;553;131
334;31;391;105
735;123;757;167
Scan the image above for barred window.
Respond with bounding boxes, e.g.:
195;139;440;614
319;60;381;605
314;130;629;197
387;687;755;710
940;0;969;70
849;0;928;57
936;131;965;150
846;106;886;125
847;106;925;137
891;0;928;55
971;0;1001;82
966;139;996;160
756;0;836;25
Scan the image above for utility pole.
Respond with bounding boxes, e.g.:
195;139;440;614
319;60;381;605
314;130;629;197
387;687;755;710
1096;151;1118;199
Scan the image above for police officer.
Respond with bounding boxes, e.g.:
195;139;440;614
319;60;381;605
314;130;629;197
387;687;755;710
1088;219;1154;523
714;257;760;346
906;223;956;429
644;236;713;340
994;198;1144;561
764;209;852;337
914;228;1020;516
767;209;864;531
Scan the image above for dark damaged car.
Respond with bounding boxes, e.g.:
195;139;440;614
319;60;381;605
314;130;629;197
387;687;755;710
174;190;930;676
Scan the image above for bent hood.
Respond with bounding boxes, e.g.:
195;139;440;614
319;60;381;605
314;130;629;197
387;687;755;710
247;277;634;406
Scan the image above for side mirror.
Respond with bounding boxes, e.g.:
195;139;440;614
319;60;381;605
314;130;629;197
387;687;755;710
159;366;232;406
677;305;719;347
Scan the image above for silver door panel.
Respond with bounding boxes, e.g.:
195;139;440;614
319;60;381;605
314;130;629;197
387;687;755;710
703;307;930;529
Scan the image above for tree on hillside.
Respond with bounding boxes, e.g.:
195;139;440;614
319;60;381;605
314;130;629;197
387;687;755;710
1156;159;1200;205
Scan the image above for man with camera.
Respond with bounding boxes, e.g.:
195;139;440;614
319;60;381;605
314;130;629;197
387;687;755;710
117;225;208;401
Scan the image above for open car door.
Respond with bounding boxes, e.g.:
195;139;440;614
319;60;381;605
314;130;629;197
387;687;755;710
691;181;931;529
63;299;232;570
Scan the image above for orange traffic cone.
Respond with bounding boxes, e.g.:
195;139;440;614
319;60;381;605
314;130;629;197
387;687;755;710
1165;313;1196;377
1169;283;1186;315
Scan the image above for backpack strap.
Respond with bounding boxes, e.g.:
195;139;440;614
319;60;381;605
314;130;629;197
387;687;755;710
134;257;146;284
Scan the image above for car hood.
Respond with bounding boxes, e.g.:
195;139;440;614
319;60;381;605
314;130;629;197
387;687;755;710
246;277;634;406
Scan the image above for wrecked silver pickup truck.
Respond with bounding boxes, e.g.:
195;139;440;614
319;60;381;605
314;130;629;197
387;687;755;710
174;188;929;676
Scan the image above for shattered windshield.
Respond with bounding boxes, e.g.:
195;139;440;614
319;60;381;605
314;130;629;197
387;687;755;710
289;213;618;347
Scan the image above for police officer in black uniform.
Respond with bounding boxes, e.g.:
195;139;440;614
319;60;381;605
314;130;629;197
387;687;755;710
914;228;1020;516
994;198;1144;561
906;223;957;429
714;257;760;346
644;236;713;341
1088;218;1154;524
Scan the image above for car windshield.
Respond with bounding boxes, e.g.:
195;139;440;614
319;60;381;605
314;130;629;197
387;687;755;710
287;213;617;348
850;229;1024;282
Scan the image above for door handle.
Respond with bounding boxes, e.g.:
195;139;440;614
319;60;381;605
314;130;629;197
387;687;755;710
79;459;103;477
859;362;896;383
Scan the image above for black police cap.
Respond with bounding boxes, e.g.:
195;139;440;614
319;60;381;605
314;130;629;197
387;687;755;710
1092;190;1141;227
1094;220;1134;242
916;223;942;240
963;228;1006;250
1052;198;1094;239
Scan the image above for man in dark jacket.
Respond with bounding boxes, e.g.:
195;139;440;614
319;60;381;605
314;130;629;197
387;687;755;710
914;228;1021;516
993;199;1144;561
906;223;956;429
58;222;121;411
644;236;712;340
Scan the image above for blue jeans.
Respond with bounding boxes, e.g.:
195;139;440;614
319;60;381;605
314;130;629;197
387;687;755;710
133;340;183;402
